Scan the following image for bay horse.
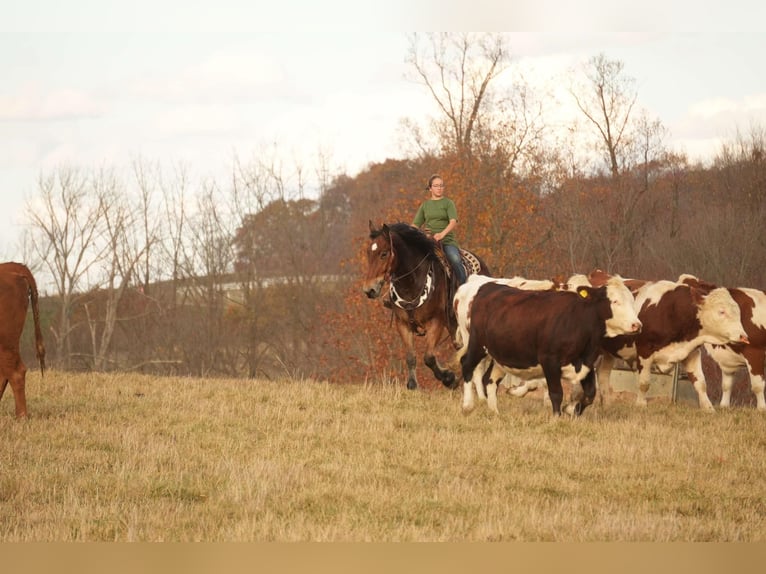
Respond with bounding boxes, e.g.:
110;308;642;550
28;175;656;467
362;221;491;390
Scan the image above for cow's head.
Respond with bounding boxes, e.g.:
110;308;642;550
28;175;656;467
602;276;642;337
697;287;750;344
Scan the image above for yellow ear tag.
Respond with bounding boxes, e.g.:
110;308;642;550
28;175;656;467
578;288;589;299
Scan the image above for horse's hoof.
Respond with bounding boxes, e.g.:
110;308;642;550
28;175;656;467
442;372;458;389
407;380;418;390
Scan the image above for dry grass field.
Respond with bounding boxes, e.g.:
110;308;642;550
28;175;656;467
1;370;765;542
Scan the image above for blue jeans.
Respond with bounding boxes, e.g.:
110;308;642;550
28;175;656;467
443;244;466;285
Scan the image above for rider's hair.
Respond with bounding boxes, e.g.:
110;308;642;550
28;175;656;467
427;174;442;191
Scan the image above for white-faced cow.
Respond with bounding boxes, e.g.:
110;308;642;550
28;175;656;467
678;274;766;411
0;262;46;418
598;279;749;410
457;276;641;417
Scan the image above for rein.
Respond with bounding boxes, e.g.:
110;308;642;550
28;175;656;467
387;237;435;312
391;253;430;282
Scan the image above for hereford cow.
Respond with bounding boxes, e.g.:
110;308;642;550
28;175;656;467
678;274;766;411
0;262;46;418
457;276;642;417
598;279;749;410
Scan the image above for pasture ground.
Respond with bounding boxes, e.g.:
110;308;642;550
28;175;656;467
2;370;766;542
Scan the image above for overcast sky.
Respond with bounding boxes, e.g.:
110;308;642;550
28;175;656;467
2;1;765;259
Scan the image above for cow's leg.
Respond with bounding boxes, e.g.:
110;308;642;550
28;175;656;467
635;359;652;407
462;375;476;413
684;349;715;412
577;370;597;415
486;361;507;414
474;365;490;401
461;342;490;413
562;368;595;417
541;384;551;408
719;367;736;408
0;378;8;402
542;361;563;416
423;320;457;389
460;350;487;414
743;350;766;411
507;374;530;397
395;321;418;390
750;373;766;411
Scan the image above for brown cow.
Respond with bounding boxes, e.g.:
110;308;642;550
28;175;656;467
0;262;46;418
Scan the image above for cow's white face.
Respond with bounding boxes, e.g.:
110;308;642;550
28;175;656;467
699;287;749;344
604;277;642;337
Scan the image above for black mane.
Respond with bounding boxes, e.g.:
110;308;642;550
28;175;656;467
372;222;438;258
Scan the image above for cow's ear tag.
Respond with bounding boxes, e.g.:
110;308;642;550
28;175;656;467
578;288;589;299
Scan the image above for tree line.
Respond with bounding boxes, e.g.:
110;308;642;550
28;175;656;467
14;34;766;391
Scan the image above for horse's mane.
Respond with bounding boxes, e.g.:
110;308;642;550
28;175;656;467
372;222;438;258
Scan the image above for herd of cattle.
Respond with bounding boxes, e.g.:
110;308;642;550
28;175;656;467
2;257;765;419
454;269;764;417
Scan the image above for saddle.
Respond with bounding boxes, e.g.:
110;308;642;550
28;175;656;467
433;244;483;281
434;244;483;341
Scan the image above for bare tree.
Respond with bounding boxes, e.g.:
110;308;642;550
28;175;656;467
405;32;510;162
83;168;156;370
569;53;638;179
560;55;675;273
25;167;106;368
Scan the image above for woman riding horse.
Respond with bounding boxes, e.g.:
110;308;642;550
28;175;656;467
363;221;491;390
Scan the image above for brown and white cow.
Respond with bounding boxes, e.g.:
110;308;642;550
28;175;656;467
491;273;608;405
678;274;766;411
453;274;565;408
457;276;641;417
453;274;561;351
0;262;46;418
598;279;749;410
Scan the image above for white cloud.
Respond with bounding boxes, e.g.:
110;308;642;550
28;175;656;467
125;43;306;109
688;98;740;119
674;93;766;144
0;86;104;121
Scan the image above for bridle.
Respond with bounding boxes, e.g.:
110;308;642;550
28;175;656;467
383;231;435;312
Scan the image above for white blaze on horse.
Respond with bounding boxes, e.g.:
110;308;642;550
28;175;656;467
363;221;490;390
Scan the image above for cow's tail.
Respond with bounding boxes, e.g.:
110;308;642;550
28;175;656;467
20;266;46;375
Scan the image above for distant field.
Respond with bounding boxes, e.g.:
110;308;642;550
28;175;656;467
1;370;765;541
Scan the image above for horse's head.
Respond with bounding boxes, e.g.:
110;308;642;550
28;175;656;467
363;221;394;299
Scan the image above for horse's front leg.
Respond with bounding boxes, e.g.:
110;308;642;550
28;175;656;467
395;320;418;390
423;320;457;389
